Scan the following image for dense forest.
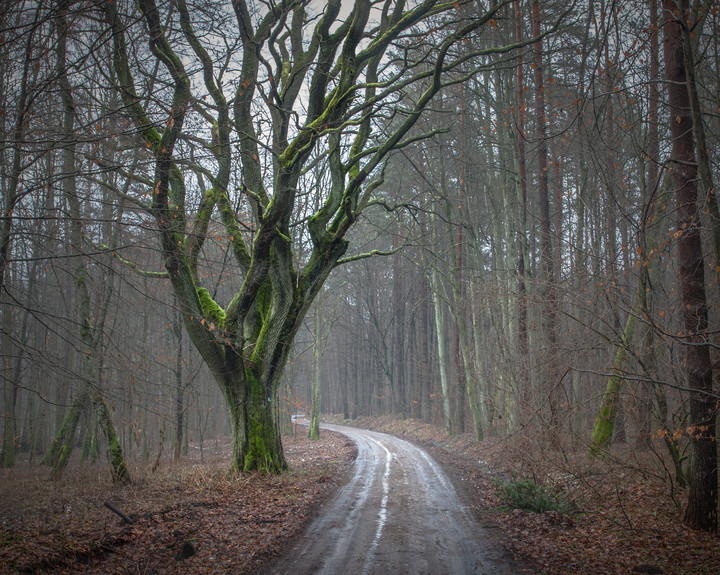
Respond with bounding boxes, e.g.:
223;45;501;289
1;0;718;535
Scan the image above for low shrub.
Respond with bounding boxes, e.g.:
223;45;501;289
498;477;574;514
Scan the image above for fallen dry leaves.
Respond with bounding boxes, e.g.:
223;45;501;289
0;431;356;575
2;417;719;575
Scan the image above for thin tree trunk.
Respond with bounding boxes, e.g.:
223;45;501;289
588;273;645;455
636;0;663;451
48;0;131;483
453;231;466;434
430;267;453;435
459;312;484;442
531;0;560;442
392;232;406;418
453;88;469;434
174;306;184;460
514;0;529;372
43;390;91;478
340;341;350;420
308;308;322;440
418;273;432;423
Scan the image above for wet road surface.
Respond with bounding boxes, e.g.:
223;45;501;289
264;424;516;575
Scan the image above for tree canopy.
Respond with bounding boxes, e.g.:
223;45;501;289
94;0;529;472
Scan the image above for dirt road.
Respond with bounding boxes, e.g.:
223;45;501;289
264;424;517;575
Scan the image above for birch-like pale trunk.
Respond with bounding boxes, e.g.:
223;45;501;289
308;307;322;441
430;266;453;435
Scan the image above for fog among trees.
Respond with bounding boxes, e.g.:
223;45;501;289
1;0;718;531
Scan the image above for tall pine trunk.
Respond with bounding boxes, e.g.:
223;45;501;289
531;0;560;442
514;0;529;383
636;0;663;451
662;0;717;532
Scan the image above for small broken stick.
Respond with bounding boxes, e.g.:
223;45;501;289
103;501;134;524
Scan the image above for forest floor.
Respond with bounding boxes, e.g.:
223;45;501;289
0;429;357;575
1;417;718;575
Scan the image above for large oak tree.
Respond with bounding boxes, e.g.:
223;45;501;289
99;0;522;472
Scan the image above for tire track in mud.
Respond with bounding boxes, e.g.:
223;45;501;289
264;424;516;575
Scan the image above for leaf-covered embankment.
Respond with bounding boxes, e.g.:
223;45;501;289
0;430;355;575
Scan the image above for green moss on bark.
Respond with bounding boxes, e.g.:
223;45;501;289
196;287;226;328
588;282;639;457
588;385;619;457
80;419;99;464
94;395;132;485
49;445;72;481
249;280;273;365
107;432;131;484
242;370;288;474
307;420;320;440
42;390;89;475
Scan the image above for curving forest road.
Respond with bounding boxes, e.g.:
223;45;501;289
264;424;517;575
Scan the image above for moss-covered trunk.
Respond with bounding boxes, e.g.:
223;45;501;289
217;364;286;474
588;302;638;457
244;370;287;473
589;174;668;457
43;390;90;479
217;369;246;473
45;0;131;484
94;394;131;484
